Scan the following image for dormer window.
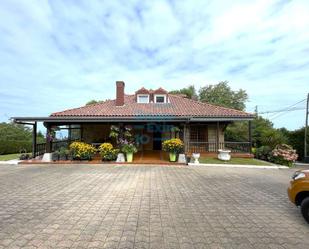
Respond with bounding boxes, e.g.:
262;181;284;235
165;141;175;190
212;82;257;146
137;94;149;103
154;94;167;103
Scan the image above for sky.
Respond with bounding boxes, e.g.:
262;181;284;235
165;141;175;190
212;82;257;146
0;0;308;131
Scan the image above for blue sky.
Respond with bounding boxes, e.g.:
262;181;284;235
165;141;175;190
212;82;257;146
0;0;308;130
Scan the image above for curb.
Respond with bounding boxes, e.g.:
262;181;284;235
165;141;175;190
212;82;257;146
188;163;289;169
0;160;21;165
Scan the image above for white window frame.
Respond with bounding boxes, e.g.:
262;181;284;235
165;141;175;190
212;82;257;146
137;94;150;103
154;94;167;103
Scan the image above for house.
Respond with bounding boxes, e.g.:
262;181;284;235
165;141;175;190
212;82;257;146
13;81;254;160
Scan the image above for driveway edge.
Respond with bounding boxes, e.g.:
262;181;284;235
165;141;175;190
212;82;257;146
188;163;289;169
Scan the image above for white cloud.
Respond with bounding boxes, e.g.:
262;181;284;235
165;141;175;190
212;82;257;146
0;0;308;130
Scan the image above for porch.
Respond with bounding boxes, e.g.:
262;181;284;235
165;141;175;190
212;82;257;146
31;121;252;161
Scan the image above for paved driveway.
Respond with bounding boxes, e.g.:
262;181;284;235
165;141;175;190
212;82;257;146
0;164;308;249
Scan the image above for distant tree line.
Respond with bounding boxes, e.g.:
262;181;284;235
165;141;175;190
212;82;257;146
0;122;45;154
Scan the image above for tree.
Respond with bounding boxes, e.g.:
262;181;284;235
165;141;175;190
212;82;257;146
169;85;198;99
0;122;45;154
225;116;287;148
86;100;99;105
281;127;309;161
199;81;248;111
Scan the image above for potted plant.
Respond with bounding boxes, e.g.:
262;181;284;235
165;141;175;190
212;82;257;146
59;147;68;161
69;142;97;161
98;143;119;161
52;151;59;161
121;143;137;162
162;138;184;162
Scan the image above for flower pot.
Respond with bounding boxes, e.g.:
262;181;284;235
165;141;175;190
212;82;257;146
126;152;133;162
169;152;177;162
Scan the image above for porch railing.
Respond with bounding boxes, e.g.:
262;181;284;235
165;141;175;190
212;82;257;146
35;143;46;157
188;141;251;153
52;140;70;151
35;140;72;157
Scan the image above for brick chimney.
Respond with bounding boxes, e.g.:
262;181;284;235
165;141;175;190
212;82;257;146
115;81;125;106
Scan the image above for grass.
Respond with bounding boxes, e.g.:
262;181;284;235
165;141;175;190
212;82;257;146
198;157;273;166
0;153;21;161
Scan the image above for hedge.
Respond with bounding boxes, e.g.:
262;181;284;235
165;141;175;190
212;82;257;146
0;140;32;155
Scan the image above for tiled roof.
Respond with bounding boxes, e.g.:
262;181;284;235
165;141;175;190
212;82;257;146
51;94;254;119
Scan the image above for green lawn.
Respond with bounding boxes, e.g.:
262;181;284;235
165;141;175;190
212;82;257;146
0;153;21;161
198;157;273;166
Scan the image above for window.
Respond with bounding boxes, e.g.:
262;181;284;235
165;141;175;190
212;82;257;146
190;125;207;142
137;94;149;103
154;94;167;103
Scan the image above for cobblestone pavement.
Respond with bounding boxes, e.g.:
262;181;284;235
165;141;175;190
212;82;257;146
0;164;308;249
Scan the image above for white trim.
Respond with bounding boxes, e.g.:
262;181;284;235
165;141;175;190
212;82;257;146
188;163;289;169
154;94;167;103
137;94;150;103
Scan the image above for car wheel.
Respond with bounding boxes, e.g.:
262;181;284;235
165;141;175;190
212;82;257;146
300;197;309;223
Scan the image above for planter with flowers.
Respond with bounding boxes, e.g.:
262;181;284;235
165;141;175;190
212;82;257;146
121;142;137;162
69;142;97;161
99;143;119;161
271;144;298;167
162;138;184;162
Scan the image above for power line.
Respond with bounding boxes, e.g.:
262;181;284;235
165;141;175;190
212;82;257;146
269;98;306;120
259;107;305;114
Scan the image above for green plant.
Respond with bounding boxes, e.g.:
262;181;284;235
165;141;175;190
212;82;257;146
170;126;180;133
99;143;119;161
69;142;97;160
162;138;184;153
59;147;70;160
255;146;273;161
19;153;31;160
121;143;137;154
52;151;59;161
109;125;120;139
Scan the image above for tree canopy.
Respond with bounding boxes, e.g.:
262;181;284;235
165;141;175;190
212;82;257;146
169;85;198;99
85;100;99;105
198;81;248;111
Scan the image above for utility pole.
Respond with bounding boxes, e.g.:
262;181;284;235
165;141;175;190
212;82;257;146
305;93;309;162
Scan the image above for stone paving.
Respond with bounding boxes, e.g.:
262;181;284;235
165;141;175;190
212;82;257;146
0;164;308;249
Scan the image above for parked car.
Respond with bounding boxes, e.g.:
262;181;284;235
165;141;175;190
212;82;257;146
287;170;309;223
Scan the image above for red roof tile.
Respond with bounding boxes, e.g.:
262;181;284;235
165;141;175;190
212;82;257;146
51;94;254;119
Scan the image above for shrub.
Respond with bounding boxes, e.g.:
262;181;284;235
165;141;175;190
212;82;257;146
19;153;31;160
162;138;184;153
0;140;32;155
98;143;119;161
271;144;298;167
121;143;137;154
69;142;97;160
255;146;273;161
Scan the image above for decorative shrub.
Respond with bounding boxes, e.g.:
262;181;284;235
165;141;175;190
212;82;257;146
19;153;31;160
121;142;137;154
59;147;70;160
162;138;184;153
255;146;273;161
69;142;97;160
272;144;298;167
98;143;119;161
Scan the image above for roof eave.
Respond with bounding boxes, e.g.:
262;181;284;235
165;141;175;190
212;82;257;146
11;115;254;123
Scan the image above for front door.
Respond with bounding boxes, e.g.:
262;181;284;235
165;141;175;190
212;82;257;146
153;130;162;150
